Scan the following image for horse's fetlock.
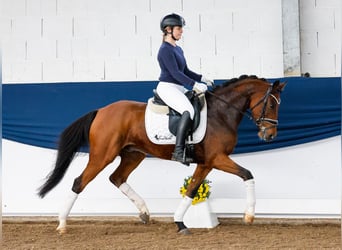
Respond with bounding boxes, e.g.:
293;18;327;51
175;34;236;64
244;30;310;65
109;175;124;188
71;176;83;194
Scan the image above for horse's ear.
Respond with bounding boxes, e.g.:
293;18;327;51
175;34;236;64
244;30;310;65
272;80;286;93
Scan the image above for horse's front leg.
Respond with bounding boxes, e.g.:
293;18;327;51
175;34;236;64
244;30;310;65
174;165;212;234
213;154;256;224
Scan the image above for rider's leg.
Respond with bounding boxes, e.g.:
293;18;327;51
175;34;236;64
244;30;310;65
156;82;195;119
171;111;193;164
156;82;195;164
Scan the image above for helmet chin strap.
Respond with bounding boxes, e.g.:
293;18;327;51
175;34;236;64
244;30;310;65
166;27;178;41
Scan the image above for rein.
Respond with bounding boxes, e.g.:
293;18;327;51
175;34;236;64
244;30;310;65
206;90;254;121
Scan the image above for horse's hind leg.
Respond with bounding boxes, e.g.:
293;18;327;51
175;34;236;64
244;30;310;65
109;149;149;223
57;147;120;234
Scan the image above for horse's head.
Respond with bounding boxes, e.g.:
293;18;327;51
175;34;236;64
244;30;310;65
249;80;286;142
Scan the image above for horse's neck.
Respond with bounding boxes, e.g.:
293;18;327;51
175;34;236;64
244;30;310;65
208;87;250;127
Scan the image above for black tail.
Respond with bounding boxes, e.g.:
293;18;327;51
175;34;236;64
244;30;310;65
38;110;98;198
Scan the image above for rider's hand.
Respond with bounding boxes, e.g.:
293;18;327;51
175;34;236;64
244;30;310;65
193;82;208;94
201;76;214;87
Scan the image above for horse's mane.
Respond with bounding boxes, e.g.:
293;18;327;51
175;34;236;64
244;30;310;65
213;75;267;91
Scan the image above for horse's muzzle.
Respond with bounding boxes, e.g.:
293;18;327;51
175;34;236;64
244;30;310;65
258;125;277;142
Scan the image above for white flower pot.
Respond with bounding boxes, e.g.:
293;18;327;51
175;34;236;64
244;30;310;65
183;201;219;228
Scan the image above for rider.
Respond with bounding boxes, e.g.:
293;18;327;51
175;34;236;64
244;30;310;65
156;13;213;164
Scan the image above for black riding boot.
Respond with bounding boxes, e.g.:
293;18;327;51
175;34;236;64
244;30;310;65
171;111;193;165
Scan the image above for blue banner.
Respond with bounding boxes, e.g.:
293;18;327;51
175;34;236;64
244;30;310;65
3;77;341;153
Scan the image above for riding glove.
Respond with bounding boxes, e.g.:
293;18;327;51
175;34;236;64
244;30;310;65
201;76;214;87
193;82;208;94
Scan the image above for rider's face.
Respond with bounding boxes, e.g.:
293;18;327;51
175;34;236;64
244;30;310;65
172;26;183;39
166;26;183;40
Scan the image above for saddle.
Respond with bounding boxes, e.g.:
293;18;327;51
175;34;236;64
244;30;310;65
152;90;205;136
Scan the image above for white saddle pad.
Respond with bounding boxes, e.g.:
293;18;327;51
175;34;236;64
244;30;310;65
145;98;207;145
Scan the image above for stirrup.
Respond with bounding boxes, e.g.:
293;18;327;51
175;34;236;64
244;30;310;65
171;151;193;166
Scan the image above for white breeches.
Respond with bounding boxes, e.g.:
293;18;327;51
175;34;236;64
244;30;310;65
156;81;195;120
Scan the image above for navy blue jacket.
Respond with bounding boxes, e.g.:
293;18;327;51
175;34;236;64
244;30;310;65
157;42;201;88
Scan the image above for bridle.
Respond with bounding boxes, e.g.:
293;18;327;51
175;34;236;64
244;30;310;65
249;86;280;127
206;84;281;128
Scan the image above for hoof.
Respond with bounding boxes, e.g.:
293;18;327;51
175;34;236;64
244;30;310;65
56;227;67;234
178;228;191;235
139;212;150;224
243;213;254;224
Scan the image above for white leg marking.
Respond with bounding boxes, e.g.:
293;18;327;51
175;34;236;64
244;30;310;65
57;191;78;233
119;183;149;215
245;179;256;216
174;196;193;222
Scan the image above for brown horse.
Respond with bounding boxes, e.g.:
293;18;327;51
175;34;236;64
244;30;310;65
38;75;286;235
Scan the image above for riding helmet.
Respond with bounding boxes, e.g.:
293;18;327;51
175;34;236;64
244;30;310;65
160;13;185;31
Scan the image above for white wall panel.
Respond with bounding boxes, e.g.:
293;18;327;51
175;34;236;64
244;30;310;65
73;59;104;81
87;37;120;59
136;13;162;36
43;59;73;81
300;0;341;76
249;36;283;55
201;55;234;79
216;33;249;56
261;54;284;77
232;10;259;32
136;56;159;81
0;0;26;17
119;34;151;57
11;17;42;39
233;55;261;77
315;0;340;8
71;38;88;59
27;38;56;60
7;60;42;82
182;33;216;57
119;0;150;14
301;52;339;77
318;30;340;52
183;0;214;12
105;58;137;80
2;0;340;81
57;0;88;17
200;12;233;35
26;0;42;17
2;38;26;61
214;0;248;10
86;0;120;17
300;9;335;31
56;39;72;60
43;17;72;39
73;17;105;38
150;0;182;14
0;17;11;37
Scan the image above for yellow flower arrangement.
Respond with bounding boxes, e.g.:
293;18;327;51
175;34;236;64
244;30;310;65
180;176;211;205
